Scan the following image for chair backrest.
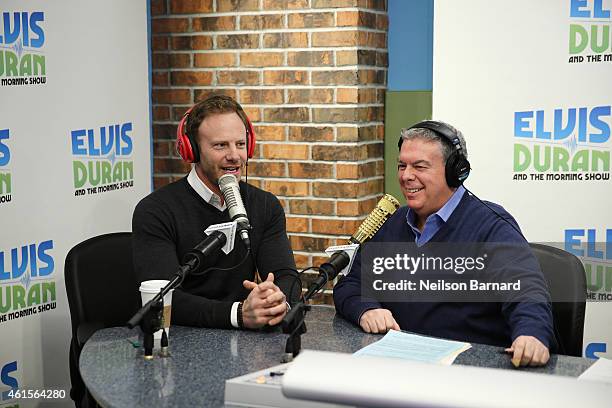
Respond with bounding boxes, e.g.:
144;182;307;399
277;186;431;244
65;232;140;337
529;243;586;357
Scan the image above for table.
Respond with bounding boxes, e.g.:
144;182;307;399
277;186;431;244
80;305;595;407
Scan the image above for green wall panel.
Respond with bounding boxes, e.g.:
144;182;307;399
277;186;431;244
384;91;432;203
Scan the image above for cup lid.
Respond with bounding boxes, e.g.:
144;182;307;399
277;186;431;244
139;280;171;292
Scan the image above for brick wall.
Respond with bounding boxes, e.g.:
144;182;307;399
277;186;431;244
151;0;388;302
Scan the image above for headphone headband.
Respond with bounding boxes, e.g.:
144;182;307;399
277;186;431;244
175;96;256;163
398;120;461;151
399;120;470;188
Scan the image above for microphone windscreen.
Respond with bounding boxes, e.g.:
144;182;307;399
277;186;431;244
350;194;400;245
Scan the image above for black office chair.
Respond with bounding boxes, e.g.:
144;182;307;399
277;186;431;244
529;243;586;357
65;232;140;408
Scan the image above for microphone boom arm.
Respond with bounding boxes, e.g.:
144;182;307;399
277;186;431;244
281;194;400;360
127;230;226;329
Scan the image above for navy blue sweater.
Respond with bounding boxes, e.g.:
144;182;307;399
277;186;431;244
333;193;555;349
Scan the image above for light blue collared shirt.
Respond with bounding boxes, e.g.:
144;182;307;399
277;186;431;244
406;185;466;246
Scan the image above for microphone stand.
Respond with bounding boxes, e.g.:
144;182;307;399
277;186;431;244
127;230;226;359
279;194;399;362
281;301;309;363
127;259;197;359
281;254;348;362
139;293;165;359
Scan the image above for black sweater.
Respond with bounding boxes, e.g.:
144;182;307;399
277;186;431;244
132;177;297;328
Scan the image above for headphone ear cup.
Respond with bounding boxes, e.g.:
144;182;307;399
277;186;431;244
176;107;198;163
245;115;256;159
445;152;470;188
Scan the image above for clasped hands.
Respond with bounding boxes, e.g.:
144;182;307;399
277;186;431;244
241;272;288;329
359;308;550;367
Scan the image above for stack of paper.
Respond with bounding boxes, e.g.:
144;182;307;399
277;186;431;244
354;330;471;365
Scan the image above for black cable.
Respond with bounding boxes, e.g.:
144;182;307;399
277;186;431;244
300;266;331;301
244;149;250;231
244;156;249;191
264;266;303;304
295;267;317;302
267;266;319;304
463;186;527;241
189;153;252;281
243;150;253;273
188;249;251;278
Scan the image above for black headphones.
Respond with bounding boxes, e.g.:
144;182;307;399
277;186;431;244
398;120;471;188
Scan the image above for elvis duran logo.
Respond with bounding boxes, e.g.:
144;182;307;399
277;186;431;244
0;11;46;87
512;105;610;181
0;240;56;324
585;342;607;359
568;0;612;63
71;122;135;197
0;129;11;205
1;360;19;403
565;228;612;301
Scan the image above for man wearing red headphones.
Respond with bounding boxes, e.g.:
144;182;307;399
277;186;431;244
132;95;297;330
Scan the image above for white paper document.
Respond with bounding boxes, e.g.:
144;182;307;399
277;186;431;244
578;357;612;385
354;330;471;365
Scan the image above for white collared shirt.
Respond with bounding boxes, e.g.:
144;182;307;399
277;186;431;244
187;165;226;212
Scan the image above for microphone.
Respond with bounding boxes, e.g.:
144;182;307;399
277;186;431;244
349;194;401;245
303;194;400;299
282;195;401;357
218;174;251;250
182;230;227;269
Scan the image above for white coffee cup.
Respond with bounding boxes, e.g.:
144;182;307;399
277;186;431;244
139;280;173;340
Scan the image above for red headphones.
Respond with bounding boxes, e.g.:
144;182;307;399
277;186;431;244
176;99;256;163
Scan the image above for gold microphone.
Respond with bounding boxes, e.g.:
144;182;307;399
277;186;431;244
302;194;401;301
349;194;401;245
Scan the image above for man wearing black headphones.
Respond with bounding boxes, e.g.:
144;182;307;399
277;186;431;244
133;95;297;330
334;120;554;367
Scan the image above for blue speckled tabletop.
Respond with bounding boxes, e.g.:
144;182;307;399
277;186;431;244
80;305;594;407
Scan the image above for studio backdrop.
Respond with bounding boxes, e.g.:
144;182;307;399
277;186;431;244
433;0;611;358
0;0;151;405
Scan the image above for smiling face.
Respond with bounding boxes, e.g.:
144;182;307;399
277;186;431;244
194;111;248;196
397;138;456;229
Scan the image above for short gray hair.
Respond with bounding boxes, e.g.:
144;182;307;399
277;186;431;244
399;120;468;162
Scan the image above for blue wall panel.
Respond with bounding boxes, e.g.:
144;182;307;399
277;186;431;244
387;0;433;91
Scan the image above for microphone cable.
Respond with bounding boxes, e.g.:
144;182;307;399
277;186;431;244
270;267;306;304
189;248;251;278
243;144;256;282
462;186;527;241
200;144;252;281
244;148;250;230
183;133;254;283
